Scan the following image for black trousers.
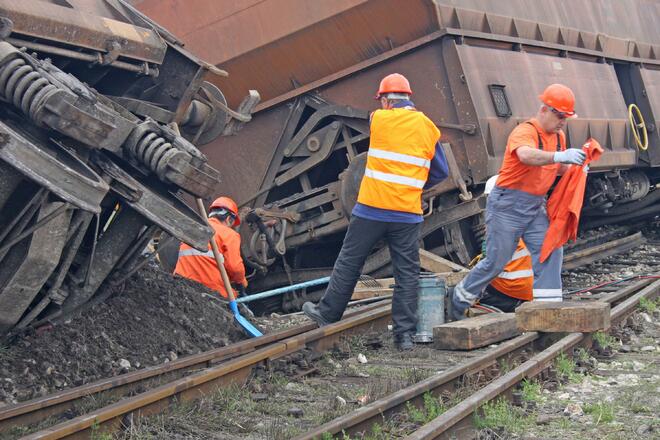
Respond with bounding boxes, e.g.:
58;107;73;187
479;284;524;313
318;215;421;337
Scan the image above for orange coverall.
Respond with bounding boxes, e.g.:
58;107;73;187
174;217;247;298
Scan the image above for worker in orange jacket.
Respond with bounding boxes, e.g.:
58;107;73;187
302;73;449;351
175;196;248;298
477;176;533;312
452;84;587;319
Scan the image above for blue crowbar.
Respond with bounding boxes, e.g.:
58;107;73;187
195;198;263;338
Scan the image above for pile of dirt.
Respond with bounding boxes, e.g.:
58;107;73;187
0;266;246;405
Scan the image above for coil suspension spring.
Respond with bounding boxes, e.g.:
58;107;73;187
128;130;179;175
0;57;57;120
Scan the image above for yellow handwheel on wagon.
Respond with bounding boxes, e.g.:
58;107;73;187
628;103;648;151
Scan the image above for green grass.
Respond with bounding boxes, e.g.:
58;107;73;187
583;401;615;424
593;332;616;350
520;379;542;402
474;397;532;434
638;297;658;313
555;352;581;382
90;420;113;440
575;347;591;363
405;392;446;424
630;402;652;414
498;358;512;374
331;421;395;440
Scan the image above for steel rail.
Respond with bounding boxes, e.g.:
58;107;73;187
562;232;646;270
296;277;656;439
2;231;650;437
0;301;389;435
17;304;391;439
405;278;660;440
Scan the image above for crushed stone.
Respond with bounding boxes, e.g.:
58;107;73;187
0;266;245;405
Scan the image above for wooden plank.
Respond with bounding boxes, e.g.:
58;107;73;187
515;301;610;333
351;287;393;300
433;313;520;350
419;249;467;273
443;271;468;287
350;271;468;302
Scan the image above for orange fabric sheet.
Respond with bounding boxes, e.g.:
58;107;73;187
540;138;604;262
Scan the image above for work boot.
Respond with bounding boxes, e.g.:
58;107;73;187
302;302;331;327
394;332;414;351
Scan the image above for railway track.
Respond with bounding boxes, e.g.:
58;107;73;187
1;232;657;439
296;277;660;439
1;302;391;439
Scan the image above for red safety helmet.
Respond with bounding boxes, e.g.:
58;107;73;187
376;73;412;98
538;84;577;118
209;196;240;226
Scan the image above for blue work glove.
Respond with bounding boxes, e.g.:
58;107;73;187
553;149;586;165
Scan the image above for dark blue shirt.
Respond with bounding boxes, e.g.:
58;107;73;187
352;100;449;223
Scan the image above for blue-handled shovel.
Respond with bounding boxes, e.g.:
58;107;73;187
195;198;263;338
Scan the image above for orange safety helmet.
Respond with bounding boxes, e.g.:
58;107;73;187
538;84;577;118
209;196;240;226
376;73;412;98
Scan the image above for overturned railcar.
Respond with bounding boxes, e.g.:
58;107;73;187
138;0;660;310
0;0;257;335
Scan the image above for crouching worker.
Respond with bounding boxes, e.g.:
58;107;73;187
477;176;533;313
302;73;449;351
175;196;248;298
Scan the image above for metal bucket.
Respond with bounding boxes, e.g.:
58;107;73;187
414;274;446;343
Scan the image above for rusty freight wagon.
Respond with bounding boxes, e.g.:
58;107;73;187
137;0;660;311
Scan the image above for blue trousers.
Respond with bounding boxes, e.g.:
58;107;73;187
454;186;563;309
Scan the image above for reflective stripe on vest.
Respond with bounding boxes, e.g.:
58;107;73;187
364;168;426;189
368;148;431;169
510;248;531;260
357;108;440;214
178;248;213;258
496;269;534;280
490;240;533;301
533;288;562;301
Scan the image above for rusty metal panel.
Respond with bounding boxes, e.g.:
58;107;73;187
199;106;292;205
0;0;166;64
636;67;660;164
144;0;439;107
434;0;660;54
453;42;636;175
432;4;660;61
136;0;660;110
134;0;367;65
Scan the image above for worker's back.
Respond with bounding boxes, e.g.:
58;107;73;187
175;217;245;298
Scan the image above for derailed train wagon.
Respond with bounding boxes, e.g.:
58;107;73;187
138;0;660;310
0;0;257;335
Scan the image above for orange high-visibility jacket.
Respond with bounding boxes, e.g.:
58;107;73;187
490;239;533;301
174;217;247;298
540;138;603;262
357;108;440;214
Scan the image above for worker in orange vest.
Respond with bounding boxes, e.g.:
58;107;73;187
477;176;533;312
302;73;449;350
175;196;248;298
452;84;586;319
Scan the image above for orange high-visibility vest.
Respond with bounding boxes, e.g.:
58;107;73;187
174;217;247;298
357;108;440;214
490;239;533;301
